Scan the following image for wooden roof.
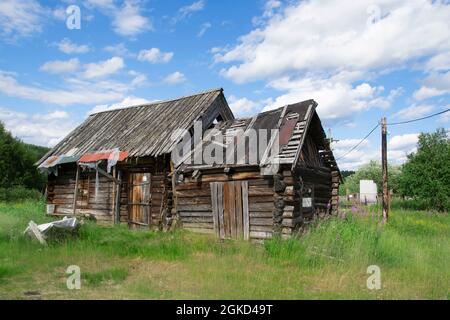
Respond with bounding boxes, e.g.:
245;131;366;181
37;88;233;165
177;99;338;172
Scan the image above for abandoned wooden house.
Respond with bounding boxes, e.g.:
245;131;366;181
37;88;340;240
174;99;341;241
37;88;234;227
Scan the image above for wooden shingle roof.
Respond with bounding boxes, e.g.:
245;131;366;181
37;88;233;165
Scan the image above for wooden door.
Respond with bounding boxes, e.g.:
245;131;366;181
128;173;151;228
211;181;249;240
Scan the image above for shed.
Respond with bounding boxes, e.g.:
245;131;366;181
37;88;234;227
174;99;341;241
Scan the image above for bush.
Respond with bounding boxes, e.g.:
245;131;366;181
0;186;44;202
398;129;450;212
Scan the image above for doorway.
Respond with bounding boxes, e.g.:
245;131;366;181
210;181;249;240
127;173;151;228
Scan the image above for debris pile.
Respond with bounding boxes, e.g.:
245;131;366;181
24;217;80;245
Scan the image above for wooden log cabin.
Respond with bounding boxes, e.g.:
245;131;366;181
174;99;341;241
36;88;234;227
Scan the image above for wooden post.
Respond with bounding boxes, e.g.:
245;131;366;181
115;170;122;224
381;117;389;224
73;164;80;215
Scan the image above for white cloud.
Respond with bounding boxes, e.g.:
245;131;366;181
425;51;450;72
262;74;399;124
413;70;450;100
112;0;152;36
215;1;450;83
227;95;259;117
57;38;90;54
0;107;77;147
104;43;134;57
173;0;205;24
388;133;419;164
393;104;434;120
40;58;80;74
137;48;173;64
88;96;150;115
82;57;124;79
197;22;212;37
0;70;126;106
0;0;46;40
163;71;186;84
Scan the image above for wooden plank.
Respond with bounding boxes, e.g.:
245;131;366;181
235;182;243;239
210;182;220;239
72;165;80;214
228;182;237;238
223;182;231;238
242;181;249;241
217;182;225;239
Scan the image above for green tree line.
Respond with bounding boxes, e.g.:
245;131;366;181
340;128;450;212
0;122;49;200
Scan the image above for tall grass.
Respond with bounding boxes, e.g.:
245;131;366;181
0;200;448;299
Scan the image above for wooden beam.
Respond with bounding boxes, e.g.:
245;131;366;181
72;164;80;215
115;170;122;224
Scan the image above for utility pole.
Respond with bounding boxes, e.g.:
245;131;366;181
381;117;389;224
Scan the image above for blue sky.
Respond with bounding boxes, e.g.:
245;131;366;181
0;0;449;170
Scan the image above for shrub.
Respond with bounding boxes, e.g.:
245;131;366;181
0;186;44;202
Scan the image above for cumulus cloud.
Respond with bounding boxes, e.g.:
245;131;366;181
0;107;77;147
163;71;186;84
112;0;152;36
393;104;434;120
388;133;419;164
57;38;90;54
215;1;450;83
88;96;150;115
82;57;124;79
0;69;142;106
413;70;450;100
0;0;46;40
137;48;173;64
213;0;449;128
40;58;80;74
262;74;400;124
227;95;259;117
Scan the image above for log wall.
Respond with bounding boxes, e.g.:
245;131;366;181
176;170;276;241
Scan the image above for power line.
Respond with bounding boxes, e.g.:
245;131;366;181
388;108;450;126
335;123;380;161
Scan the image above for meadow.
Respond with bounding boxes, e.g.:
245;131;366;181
0;200;448;300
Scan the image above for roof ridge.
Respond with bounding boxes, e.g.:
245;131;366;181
90;87;224;116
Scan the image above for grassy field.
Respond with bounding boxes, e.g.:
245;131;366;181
0;200;448;300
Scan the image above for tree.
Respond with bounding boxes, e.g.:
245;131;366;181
0;122;48;191
398;128;450;211
339;160;401;195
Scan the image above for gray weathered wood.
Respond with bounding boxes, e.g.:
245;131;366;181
242;181;249;240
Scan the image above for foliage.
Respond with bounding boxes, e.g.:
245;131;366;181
339;160;402;195
398;128;450;212
0;186;44;202
0;122;49;193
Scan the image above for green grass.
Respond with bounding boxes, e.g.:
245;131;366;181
0;200;448;299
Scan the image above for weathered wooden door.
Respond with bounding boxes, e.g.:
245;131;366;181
128;173;151;228
210;181;249;240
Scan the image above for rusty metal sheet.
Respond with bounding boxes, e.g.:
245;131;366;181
79;151;128;163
